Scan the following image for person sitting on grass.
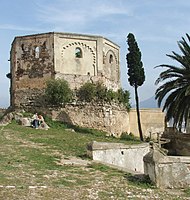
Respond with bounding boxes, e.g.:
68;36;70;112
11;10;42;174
32;113;40;129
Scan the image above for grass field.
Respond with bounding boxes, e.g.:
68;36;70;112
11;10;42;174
0;120;188;199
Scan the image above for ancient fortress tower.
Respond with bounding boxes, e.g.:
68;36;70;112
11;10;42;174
9;32;120;109
7;32;165;138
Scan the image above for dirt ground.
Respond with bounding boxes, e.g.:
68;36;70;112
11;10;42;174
0;126;189;200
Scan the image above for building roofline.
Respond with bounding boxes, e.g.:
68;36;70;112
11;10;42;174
13;32;120;48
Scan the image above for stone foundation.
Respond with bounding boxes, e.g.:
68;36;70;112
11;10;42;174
51;103;130;137
50;105;165;138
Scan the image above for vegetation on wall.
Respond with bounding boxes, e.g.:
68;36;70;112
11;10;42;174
76;82;96;102
45;79;131;110
77;82;131;110
45;79;73;106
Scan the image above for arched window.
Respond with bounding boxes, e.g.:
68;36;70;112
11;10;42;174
75;47;82;58
35;46;40;58
109;54;113;63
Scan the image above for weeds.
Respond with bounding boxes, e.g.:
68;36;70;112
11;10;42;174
184;188;190;196
124;173;154;189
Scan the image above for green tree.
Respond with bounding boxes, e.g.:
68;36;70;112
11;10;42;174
95;82;107;102
155;34;190;131
45;79;72;106
117;89;131;111
126;33;145;141
76;82;131;110
77;82;96;102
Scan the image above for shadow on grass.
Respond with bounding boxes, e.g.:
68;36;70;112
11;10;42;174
64;122;107;137
124;173;154;189
44;115;107;136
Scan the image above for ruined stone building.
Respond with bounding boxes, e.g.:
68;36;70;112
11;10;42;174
9;32;120;109
7;32;165;137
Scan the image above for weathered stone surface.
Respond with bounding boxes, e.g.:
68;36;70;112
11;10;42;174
162;131;190;156
88;141;150;173
0;112;14;126
7;32;166;138
51;103;130;137
9;32;120;110
144;147;190;188
18;117;32;127
50;103;165;138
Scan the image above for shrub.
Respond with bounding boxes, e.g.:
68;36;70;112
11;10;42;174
77;82;96;102
45;79;72;106
77;82;131;110
106;89;117;103
95;82;107;102
120;132;138;141
117;89;131;111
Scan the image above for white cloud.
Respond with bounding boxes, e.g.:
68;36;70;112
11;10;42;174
0;24;45;32
35;0;132;31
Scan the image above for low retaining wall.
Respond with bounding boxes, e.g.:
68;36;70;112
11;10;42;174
129;108;165;139
144;148;190;188
50;104;165;138
88;141;149;173
51;103;130;137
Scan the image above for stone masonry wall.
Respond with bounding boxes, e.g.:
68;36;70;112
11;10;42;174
9;32;120;110
54;32;120;91
51;103;130;137
50;103;165;138
10;33;54;109
162;131;190;156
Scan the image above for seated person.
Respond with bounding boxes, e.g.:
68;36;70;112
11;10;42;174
32;113;40;129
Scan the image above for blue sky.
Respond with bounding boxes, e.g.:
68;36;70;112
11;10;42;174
1;0;190;108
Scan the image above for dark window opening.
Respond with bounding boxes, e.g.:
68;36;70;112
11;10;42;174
109;54;113;63
21;44;24;51
75;47;82;58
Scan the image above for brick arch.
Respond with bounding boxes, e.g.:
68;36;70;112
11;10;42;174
105;50;118;64
61;42;96;66
104;49;120;82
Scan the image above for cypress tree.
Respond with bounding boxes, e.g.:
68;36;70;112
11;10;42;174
126;33;145;141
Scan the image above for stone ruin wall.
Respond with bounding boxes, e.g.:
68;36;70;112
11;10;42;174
8;32;165;138
144;147;190;189
46;103;165;138
88;141;149;173
9;32;120;110
162;130;190;156
10;33;55;109
50;103;130;137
